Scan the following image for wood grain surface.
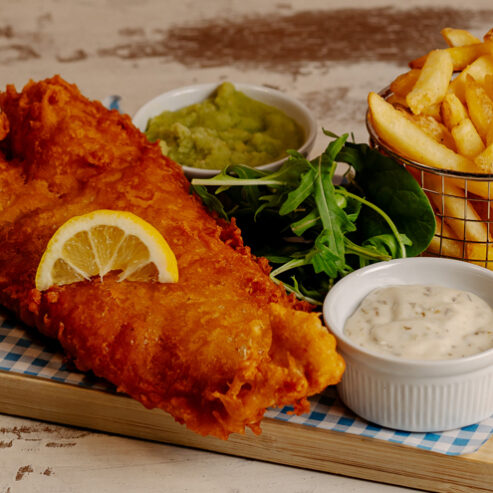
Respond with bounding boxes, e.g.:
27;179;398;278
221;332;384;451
3;1;493;492
0;371;491;493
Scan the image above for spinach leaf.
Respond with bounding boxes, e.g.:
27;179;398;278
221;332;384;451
336;140;436;257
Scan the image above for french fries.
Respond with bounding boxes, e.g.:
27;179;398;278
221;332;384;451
481;74;493;101
441;93;468;129
368;93;482;175
427;216;464;259
424;174;493;265
484;28;493;43
410;43;493;71
448;54;493;102
369;26;493;269
464;74;493;141
475;143;493;172
487;123;493;146
406;50;453;114
441;27;481;47
451;118;485;157
390;69;421;97
397;107;456;150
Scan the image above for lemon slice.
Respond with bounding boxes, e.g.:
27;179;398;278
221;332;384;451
35;210;178;291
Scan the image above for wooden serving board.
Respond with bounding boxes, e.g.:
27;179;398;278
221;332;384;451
0;370;491;492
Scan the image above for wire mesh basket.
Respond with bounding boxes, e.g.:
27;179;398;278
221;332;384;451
366;88;493;269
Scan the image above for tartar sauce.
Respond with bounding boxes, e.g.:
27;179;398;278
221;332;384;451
344;285;493;360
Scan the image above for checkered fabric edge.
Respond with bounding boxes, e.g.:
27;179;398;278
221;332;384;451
1;310;492;456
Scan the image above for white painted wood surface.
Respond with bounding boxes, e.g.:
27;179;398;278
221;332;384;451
2;0;493;491
0;415;414;493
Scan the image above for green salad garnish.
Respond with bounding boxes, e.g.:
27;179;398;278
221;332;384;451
192;132;436;305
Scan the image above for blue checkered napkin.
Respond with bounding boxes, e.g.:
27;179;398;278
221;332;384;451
101;95;122;112
1;309;492;456
0;310;112;391
265;391;493;456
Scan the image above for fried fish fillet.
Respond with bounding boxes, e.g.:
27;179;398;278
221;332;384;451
0;76;344;438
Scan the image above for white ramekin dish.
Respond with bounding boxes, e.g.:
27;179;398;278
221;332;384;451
323;257;493;432
132;82;317;179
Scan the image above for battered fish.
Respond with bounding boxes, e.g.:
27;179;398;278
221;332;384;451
0;76;344;438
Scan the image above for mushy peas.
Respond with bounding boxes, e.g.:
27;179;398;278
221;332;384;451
145;82;305;170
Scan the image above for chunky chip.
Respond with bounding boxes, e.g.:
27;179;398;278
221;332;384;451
449;55;493;101
390;69;421;97
441;93;468;130
406;50;453;114
451;118;485;158
441;27;481;47
464;74;493;141
474;143;493;172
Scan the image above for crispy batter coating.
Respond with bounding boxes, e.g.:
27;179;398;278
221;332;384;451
0;76;344;438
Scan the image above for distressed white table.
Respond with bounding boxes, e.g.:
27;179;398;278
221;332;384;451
2;0;493;491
